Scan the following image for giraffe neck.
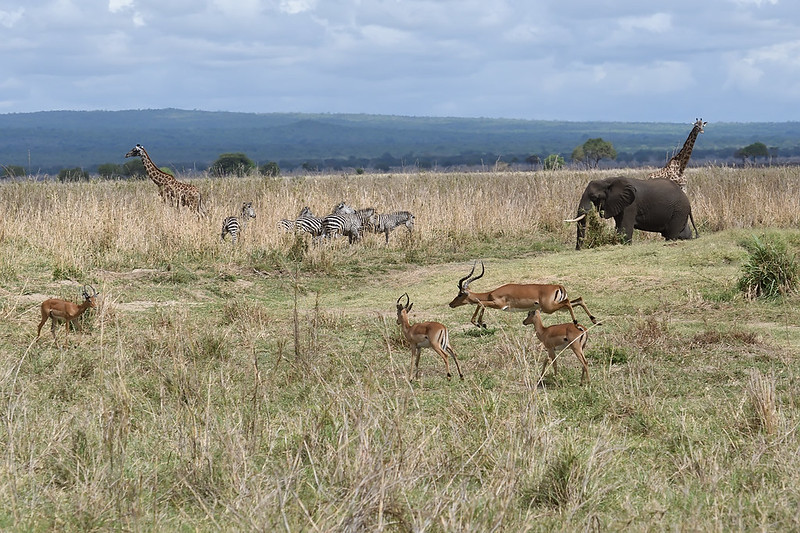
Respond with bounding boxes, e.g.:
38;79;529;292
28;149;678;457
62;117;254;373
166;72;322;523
139;149;174;187
673;125;702;175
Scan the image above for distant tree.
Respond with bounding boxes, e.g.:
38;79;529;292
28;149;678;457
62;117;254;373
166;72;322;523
98;163;122;178
543;154;565;170
260;161;280;177
210;152;255;177
571;145;587;168
769;146;779;165
735;142;769;164
1;165;26;178
58;167;89;182
581;138;617;168
123;159;146;179
525;154;541;169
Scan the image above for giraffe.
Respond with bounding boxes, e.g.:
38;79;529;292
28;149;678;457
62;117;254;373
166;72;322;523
125;144;204;214
648;118;707;191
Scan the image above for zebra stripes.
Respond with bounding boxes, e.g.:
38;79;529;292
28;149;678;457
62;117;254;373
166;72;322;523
279;203;356;240
371;211;415;244
221;202;256;244
322;207;376;244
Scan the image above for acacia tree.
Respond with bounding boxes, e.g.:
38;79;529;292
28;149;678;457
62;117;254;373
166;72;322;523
543;154;565;170
210;152;255;177
580;138;617;168
735;142;769;164
571;145;587;168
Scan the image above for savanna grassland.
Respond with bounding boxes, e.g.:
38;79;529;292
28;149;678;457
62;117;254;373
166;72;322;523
1;166;800;531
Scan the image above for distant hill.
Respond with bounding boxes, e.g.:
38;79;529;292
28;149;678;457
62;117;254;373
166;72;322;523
1;109;799;173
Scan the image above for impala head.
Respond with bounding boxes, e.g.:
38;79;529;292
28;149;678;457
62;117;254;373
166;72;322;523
81;284;99;307
522;309;539;326
396;292;413;323
448;260;485;308
125;144;145;158
241;202;256;219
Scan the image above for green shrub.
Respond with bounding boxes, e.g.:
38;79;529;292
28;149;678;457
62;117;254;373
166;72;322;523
581;209;623;249
737;235;798;299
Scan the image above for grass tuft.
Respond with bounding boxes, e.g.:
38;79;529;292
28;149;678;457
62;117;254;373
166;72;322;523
737;234;799;299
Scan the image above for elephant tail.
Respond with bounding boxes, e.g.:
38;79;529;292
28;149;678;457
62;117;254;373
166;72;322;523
689;208;699;239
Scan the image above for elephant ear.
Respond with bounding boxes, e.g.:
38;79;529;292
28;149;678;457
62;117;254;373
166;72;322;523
602;179;636;218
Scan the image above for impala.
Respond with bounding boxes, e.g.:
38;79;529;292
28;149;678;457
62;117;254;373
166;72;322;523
36;285;99;347
396;293;463;382
523;309;590;385
448;261;598;328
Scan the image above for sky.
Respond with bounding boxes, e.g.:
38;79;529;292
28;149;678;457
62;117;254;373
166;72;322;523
0;0;798;122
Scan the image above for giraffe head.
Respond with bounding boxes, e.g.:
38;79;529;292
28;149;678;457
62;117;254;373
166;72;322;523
125;144;146;158
693;118;707;134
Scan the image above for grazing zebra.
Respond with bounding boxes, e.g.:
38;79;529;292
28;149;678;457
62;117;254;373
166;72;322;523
322;207;376;244
221;202;256;244
371;211;415;244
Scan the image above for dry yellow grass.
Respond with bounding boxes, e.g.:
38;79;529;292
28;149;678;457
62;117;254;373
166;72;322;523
0;166;799;531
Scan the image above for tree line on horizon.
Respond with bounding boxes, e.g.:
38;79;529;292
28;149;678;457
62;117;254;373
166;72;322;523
0;139;785;180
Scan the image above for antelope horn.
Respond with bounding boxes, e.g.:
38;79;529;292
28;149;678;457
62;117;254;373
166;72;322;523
457;261;477;290
396;293;410;308
564;214;586;223
464;260;485;289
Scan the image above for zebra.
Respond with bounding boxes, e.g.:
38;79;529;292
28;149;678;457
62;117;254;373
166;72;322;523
278;206;314;232
322;207;376;244
221;202;256;244
299;203;357;240
371;211;415;244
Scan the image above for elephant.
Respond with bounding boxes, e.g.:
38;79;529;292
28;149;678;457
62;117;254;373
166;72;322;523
569;177;698;250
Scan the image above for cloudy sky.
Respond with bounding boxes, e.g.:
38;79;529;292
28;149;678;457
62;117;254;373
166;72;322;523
0;0;798;122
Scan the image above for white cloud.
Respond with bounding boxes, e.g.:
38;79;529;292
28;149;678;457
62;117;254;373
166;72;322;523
279;0;317;15
108;0;133;14
618;13;672;33
0;7;24;28
731;0;778;5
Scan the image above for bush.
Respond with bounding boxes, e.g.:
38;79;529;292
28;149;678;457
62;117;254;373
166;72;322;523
737;235;798;299
581;209;623;249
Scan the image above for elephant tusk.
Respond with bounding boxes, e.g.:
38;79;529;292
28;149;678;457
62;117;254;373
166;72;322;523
564;214;586;223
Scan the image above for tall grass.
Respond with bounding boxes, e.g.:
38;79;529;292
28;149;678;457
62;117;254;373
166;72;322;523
0;166;799;530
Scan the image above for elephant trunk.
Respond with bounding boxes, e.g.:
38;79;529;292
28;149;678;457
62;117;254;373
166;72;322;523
574;201;592;250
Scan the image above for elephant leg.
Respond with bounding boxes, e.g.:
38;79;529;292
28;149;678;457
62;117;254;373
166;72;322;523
614;214;634;243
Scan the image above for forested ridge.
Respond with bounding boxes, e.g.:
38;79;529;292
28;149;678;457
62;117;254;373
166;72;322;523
2;108;799;173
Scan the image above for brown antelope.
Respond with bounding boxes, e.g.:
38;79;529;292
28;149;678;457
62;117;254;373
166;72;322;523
36;285;99;347
448;261;598;328
396;293;463;382
523;309;590;385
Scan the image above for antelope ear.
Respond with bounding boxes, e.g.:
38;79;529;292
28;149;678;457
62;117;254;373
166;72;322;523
603;180;636;218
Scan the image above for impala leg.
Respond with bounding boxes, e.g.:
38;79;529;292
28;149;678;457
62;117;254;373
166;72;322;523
573;345;590;385
431;345;452;380
409;347;422;382
446;347;464;380
36;314;48;340
49;318;60;347
569;297;598;324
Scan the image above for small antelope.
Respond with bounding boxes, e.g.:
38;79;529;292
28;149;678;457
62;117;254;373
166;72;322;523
36;285;99;347
523;309;590;385
448;261;598;328
396;293;463;382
